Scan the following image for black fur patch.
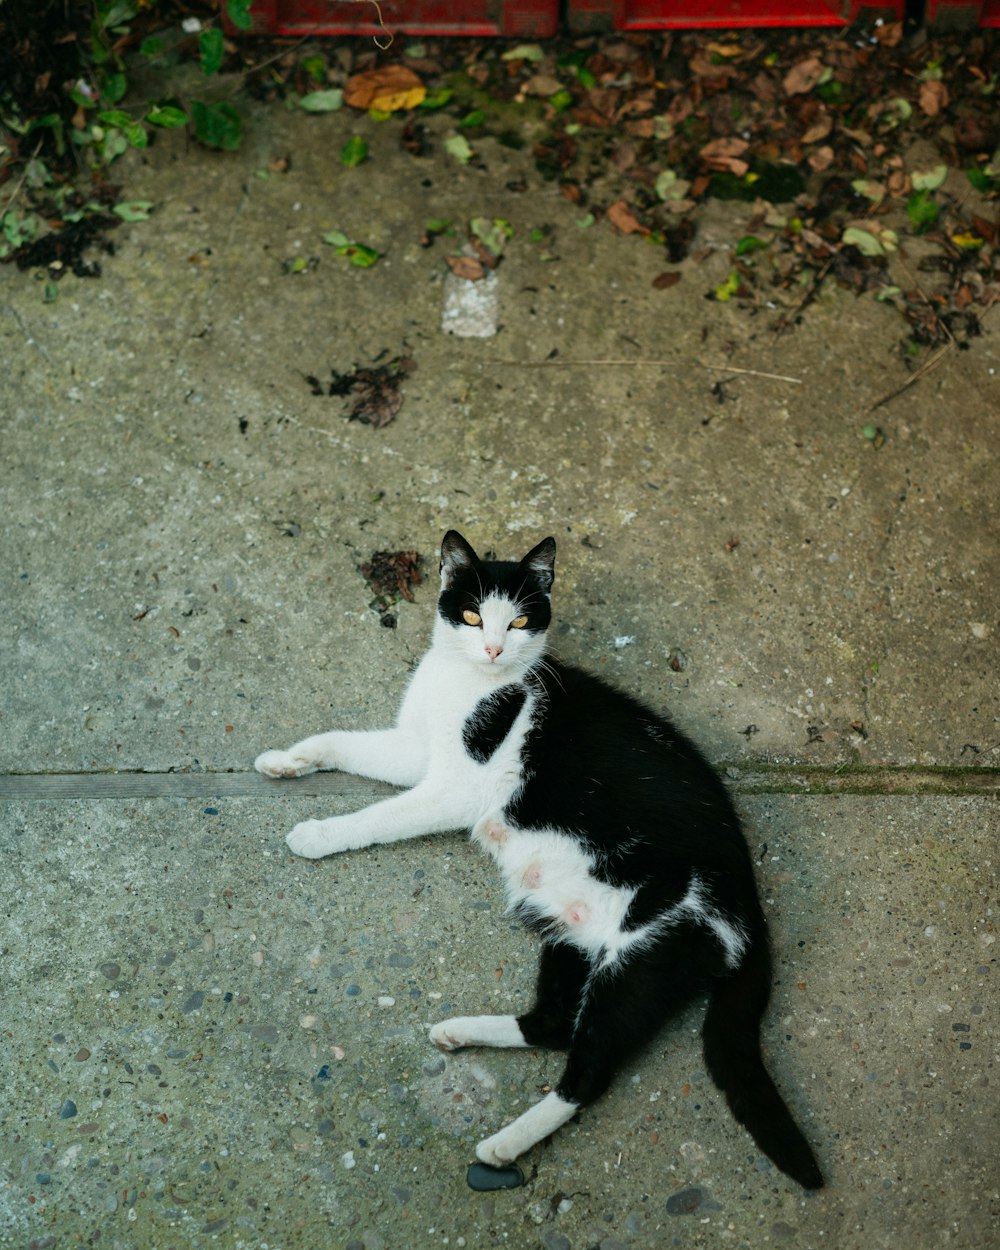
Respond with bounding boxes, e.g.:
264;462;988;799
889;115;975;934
462;686;527;763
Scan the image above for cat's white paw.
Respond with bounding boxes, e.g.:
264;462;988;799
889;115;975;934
429;1015;525;1051
286;819;343;859
429;1020;466;1052
255;749;318;779
475;1129;520;1168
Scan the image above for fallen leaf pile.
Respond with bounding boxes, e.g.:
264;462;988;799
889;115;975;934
306;356;416;429
5;208;119;277
359;549;423;624
3;10;997;365
249;21;998;358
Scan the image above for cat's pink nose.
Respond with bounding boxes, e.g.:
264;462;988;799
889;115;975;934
485;644;503;661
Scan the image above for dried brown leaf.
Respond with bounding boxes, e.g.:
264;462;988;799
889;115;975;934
522;73;563;98
783;57;824;96
699;136;750;177
607;200;646;235
344;65;425;112
801;114;833;144
446;255;485;281
918;79;949;118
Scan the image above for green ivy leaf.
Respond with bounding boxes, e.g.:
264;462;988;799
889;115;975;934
98;109;133;129
345;244;379;268
910;164;947;191
420;88;453;110
191;100;242;150
226;0;254;31
735;234;768;257
906;190;940;233
713;270;741;301
101;129;129;162
444;134;474;164
501;44;544;62
321;230;380;267
199;28;225;77
100;2;139;28
100;72;128;104
842;226;885;256
146;104;188;128
299;89;343;113
340;135;368;167
139;36;166;62
113;200;154;221
471;217;513;258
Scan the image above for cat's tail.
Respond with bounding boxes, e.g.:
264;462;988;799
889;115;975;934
702;938;824;1189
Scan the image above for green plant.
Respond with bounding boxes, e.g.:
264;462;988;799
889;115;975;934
64;1;255;165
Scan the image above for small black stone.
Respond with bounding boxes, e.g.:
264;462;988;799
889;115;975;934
466;1161;524;1191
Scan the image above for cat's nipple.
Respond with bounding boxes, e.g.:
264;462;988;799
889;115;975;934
484;819;508;845
521;862;543;890
563;901;590;927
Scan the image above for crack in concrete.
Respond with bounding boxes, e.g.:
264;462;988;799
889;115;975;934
1;766;995;800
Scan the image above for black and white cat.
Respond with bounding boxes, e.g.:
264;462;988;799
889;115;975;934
255;530;824;1189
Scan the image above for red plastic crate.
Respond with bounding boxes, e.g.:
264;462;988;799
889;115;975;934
568;0;905;29
925;0;1000;23
229;0;559;37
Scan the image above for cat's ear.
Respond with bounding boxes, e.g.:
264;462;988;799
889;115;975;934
520;537;556;592
440;530;479;588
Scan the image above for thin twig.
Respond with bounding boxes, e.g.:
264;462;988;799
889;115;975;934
485;358;802;384
342;0;394;48
772;254;835;335
868;341;955;411
868;297;996;411
698;361;802;384
0;140;43;220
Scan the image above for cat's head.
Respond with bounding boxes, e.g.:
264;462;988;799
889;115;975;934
435;530;556;673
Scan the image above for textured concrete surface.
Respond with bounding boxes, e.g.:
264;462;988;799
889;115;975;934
1;63;997;1250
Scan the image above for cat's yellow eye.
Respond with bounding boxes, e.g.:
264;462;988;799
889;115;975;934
462;609;482;626
510;615;529;629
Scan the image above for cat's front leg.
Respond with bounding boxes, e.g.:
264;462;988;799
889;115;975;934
255;733;342;779
429;1016;528;1051
256;728;428;787
285;816;363;859
286;779;479;859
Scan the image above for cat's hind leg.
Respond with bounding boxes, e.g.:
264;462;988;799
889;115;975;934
475;943;699;1167
430;941;588;1054
429;1016;528;1051
516;941;589;1051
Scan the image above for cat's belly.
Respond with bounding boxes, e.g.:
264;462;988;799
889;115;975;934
471;819;645;964
470;817;748;970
